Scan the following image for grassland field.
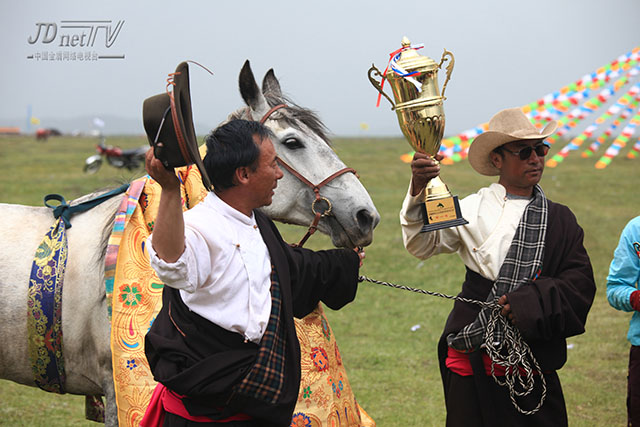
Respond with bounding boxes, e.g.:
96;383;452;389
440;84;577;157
0;133;637;426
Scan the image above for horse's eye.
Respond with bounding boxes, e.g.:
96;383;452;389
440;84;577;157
282;137;303;150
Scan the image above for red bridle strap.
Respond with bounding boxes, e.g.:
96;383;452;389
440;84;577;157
259;104;287;124
276;157;357;247
257;103;359;247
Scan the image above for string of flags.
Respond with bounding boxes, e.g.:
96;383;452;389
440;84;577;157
546;85;640;167
402;47;640;169
583;96;639;157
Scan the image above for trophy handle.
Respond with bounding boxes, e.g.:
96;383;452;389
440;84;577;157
368;64;396;109
438;49;455;99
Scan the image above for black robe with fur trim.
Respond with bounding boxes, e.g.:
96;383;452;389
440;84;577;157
438;199;596;426
145;210;359;427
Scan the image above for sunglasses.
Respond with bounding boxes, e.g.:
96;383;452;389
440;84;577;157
502;143;550;160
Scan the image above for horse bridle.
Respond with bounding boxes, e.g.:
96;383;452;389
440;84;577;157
254;104;359;247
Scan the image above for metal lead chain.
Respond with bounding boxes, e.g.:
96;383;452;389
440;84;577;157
484;307;547;415
358;275;498;309
358;274;547;415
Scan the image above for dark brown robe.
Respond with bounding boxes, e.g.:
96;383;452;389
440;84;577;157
145;210;359;427
438;199;596;426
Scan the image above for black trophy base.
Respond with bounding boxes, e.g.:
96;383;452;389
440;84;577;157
419;195;468;233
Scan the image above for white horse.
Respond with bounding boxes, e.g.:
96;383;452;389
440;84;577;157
0;61;379;426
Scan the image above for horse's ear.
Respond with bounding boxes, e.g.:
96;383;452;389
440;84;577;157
262;69;282;98
239;60;269;120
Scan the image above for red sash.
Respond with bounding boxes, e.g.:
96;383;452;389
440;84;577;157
446;347;535;377
140;383;252;426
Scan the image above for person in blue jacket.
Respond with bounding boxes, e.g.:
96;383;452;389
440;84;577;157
606;216;640;426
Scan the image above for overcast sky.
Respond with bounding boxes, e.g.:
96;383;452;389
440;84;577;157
1;0;639;137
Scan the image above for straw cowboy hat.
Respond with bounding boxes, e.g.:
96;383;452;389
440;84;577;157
468;107;557;176
142;61;212;190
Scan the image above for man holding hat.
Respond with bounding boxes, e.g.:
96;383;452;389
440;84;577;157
400;107;596;426
140;63;363;427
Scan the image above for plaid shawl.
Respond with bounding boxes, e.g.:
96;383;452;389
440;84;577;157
447;185;548;351
234;267;286;404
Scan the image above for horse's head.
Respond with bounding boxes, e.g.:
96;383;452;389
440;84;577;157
231;60;380;248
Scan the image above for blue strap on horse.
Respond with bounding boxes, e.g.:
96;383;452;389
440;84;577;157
44;183;130;228
27;184;129;396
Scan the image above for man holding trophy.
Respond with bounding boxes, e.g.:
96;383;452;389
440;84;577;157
370;38;596;425
400;108;596;425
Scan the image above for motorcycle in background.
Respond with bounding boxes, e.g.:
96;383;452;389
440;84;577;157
83;134;148;174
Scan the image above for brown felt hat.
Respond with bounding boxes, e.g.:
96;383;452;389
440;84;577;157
142;61;212;190
468;107;557;176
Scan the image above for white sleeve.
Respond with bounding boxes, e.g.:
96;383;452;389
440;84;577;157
147;226;211;293
399;180;462;260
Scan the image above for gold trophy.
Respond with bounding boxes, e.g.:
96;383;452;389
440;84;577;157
368;36;467;232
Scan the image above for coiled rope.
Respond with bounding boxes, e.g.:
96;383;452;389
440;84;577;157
358;275;546;415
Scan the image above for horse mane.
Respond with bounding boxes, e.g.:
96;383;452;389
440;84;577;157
228;94;332;146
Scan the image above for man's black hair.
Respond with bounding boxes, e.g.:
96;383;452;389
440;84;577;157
203;119;273;190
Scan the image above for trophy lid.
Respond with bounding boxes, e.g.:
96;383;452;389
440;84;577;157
390;37;439;75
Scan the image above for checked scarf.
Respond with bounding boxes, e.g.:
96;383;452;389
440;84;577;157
234;267;286;404
447;184;548;351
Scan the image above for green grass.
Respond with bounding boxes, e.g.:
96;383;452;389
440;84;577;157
0;134;637;425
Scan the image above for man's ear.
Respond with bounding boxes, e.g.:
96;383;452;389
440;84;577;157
489;151;502;171
234;167;250;185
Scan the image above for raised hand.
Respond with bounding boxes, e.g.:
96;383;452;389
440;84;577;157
410;152;443;196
